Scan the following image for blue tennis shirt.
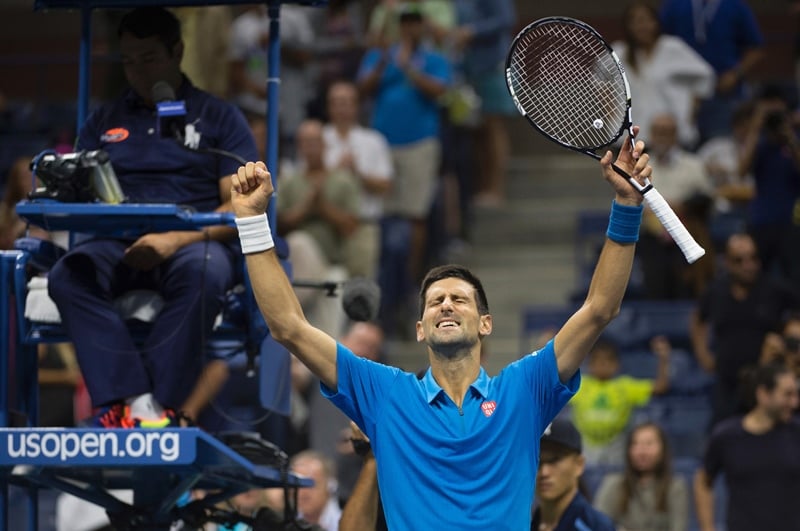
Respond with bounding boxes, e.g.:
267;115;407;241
322;339;579;530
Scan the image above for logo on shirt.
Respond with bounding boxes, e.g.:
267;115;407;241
480;401;497;417
100;128;130;143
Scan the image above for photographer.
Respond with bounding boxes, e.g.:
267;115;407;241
738;85;800;280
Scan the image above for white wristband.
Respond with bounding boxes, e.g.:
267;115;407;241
234;213;274;254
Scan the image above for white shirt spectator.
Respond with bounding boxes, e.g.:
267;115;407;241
648;146;713;203
322;124;393;222
613;35;715;147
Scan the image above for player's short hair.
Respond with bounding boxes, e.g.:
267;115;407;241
419;264;489;318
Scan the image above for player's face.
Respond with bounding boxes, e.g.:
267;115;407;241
416;277;491;355
536;445;583;503
628;425;663;474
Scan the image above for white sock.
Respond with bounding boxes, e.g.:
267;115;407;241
125;393;165;420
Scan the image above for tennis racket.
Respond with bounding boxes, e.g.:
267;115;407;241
505;16;705;264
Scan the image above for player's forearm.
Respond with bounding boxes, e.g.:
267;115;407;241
585;240;634;323
243;248;338;387
245;249;306;341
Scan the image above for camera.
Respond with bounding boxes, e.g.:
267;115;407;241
31;149;125;203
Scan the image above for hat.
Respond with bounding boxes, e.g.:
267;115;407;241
541;418;582;453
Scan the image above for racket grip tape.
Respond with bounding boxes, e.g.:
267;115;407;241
642;188;706;264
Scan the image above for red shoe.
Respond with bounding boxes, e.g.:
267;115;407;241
79;403;125;428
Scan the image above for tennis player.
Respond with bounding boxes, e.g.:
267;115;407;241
229;131;651;530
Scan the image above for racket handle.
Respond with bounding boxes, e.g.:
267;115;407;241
643;188;706;264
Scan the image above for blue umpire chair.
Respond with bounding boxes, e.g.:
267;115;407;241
0;1;329;530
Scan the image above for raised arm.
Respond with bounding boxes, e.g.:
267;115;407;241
231;161;338;389
554;132;650;381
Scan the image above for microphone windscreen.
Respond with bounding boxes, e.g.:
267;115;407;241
151;81;176;103
341;277;381;322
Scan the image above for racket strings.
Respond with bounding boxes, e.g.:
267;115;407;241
508;22;628;149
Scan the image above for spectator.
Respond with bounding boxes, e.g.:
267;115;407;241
358;3;451;331
761;311;800;380
338;421;386;531
696;101;755;217
569;338;671;466
532;418;616;531
690;232;800;427
594;422;689;531
738;84;800;280
452;0;516;208
229;5;314;156
639;112;716;299
291;450;342;531
46;7;259;428
694;362;800;531
613;1;715;148
228;131;653;528
322;81;393;279
367;0;456;50
659;0;764;141
306;0;367;120
276;119;361;333
0;156;48;249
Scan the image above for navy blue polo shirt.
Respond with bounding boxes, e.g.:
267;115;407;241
322;339;579;530
77;78;257;211
531;492;616;531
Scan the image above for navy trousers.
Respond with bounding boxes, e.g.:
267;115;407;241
48;238;236;409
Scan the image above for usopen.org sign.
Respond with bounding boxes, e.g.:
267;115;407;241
0;428;194;466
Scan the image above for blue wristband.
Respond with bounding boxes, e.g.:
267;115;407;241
606;200;643;243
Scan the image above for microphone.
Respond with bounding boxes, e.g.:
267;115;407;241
151;81;186;140
341;277;381;322
151;81;248;166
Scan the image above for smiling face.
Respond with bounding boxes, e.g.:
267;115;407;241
416;277;492;357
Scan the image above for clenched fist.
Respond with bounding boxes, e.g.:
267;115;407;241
231;161;274;218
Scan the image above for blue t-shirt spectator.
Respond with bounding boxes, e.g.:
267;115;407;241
357;45;451;146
